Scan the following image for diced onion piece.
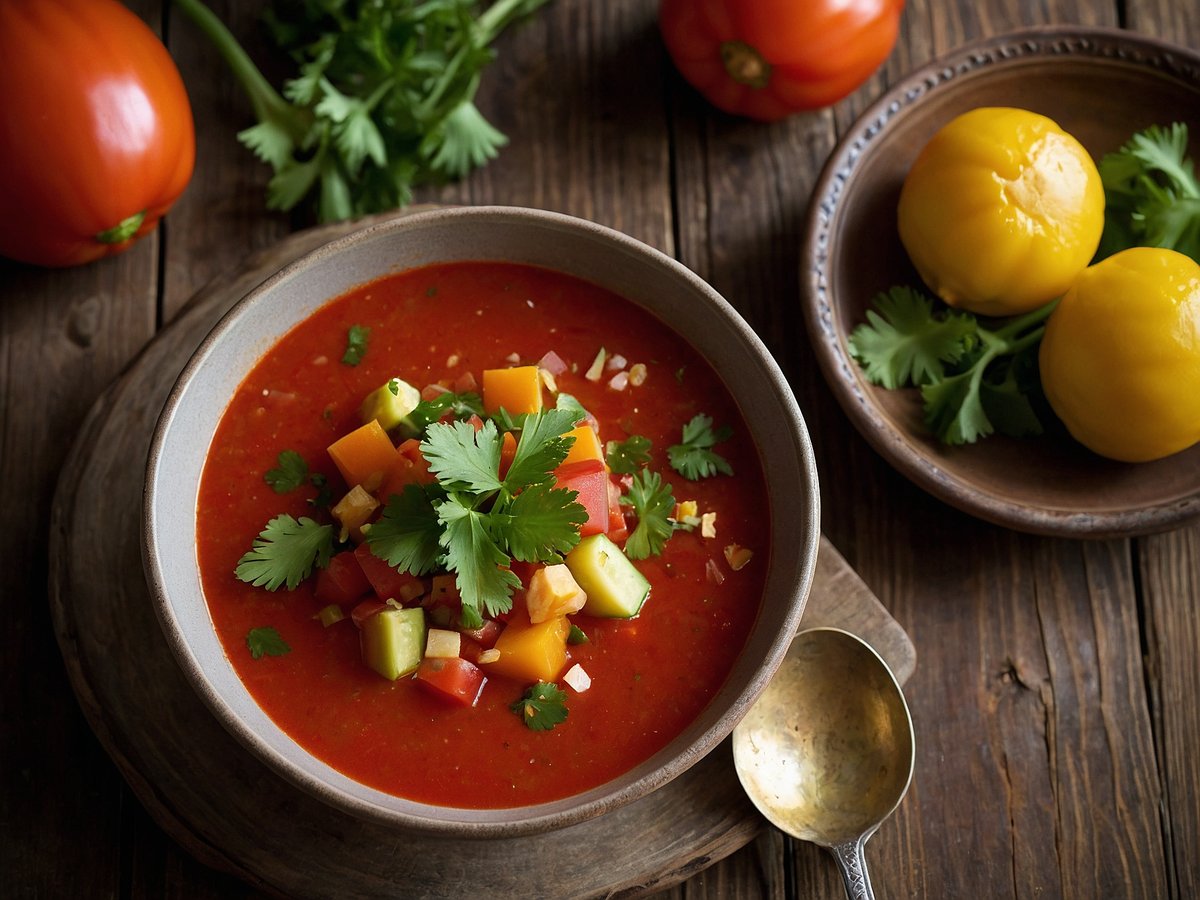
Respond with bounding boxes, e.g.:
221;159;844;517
564;663;592;693
422;382;451;401
478;648;501;664
537;350;569;375
505;351;521;364
705;558;725;585
452;371;477;393
315;604;345;627
724;543;754;571
606;353;627;371
628;363;647;386
584;347;607;382
608;371;629;392
539;367;559;394
446;353;460;368
331;485;379;542
425;628;461;659
701;512;717;538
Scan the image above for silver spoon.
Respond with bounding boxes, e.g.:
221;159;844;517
733;627;915;900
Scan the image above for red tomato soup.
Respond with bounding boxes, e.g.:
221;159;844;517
197;261;770;808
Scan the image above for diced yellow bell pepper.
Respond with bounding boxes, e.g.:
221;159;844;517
482;365;543;416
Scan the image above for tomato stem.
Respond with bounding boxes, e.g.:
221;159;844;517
720;41;771;90
96;211;146;245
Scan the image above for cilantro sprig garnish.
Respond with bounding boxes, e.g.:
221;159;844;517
235;514;334;590
264;449;310;493
341;324;370;366
174;0;551;223
1098;122;1200;264
246;626;291;660
849;286;1053;445
511;681;568;731
606;434;653;474
367;408;585;627
404;391;485;436
669;415;733;480
620;470;676;560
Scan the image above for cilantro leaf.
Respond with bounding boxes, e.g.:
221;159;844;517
510;681;569;731
421;419;503;493
504;408;579;489
307;472;333;510
606;434;653;474
235;515;334;591
246;626;291;660
366;485;444;576
175;0;553;223
341;324;370;365
264;449;309;493
620;470;676;560
436;499;522;626
555;392;590;423
405;391;484;436
668;414;733;480
1098;122;1200;263
848;286;979;388
491;484;585;563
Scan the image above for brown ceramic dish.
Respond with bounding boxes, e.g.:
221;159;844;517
801;26;1200;538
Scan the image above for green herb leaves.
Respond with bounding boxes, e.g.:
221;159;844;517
606;434;653;474
620;470;676;560
1098;122;1200;264
669;414;733;479
342;324;370;365
511;681;568;731
850;286;1054;445
369;408;585;627
246;626;291;660
264;449;310;493
235;515;334;590
175;0;552;223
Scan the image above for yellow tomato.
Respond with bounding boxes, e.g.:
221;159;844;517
897;107;1105;316
1039;247;1200;462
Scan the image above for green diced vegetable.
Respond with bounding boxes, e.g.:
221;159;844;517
360;377;421;432
565;534;650;618
360;607;426;680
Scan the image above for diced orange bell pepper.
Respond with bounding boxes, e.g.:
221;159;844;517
482;365;543;416
484;608;569;683
560;424;604;467
499;431;517;479
328;420;397;491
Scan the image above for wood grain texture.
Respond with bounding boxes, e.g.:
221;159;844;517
5;0;1198;897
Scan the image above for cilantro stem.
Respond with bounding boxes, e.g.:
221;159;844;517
173;0;311;145
992;298;1059;342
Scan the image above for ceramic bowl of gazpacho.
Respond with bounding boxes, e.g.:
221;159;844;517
144;206;819;837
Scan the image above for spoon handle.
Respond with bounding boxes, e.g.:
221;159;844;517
829;837;875;900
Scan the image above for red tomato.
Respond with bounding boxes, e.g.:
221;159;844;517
416;657;487;707
553;459;609;537
658;0;904;121
314;551;371;606
0;0;195;267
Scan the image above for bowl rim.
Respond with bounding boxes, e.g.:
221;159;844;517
143;205;820;838
800;24;1200;538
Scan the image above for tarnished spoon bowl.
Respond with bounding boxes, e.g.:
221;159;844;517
733;627;914;899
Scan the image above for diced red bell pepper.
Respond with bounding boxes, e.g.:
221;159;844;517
314;550;371;606
416;657;487;707
606;476;629;544
458;636;485;664
351;598;389;628
499;431;517;479
353;542;425;603
553;458;609;536
378;438;434;501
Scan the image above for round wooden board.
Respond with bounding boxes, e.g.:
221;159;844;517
47;211;914;898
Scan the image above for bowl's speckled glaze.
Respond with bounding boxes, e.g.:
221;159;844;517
144;206;819;837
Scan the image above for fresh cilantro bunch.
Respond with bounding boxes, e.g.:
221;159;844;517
849;286;1054;445
174;0;550;222
1098;122;1200;264
367;408;586;627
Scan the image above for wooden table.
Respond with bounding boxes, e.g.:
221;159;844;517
5;1;1197;897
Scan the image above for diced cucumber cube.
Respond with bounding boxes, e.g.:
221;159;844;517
360;607;426;680
565;534;650;618
360;378;421;433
